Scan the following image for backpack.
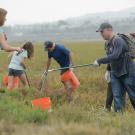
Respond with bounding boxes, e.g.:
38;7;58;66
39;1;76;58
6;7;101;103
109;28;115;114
116;33;135;58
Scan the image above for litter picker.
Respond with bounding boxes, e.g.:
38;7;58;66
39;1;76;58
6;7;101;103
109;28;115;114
39;63;94;92
48;63;94;72
38;71;48;94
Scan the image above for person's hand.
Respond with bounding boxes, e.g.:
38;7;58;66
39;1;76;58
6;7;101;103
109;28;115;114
93;60;99;66
105;70;111;83
15;47;23;52
44;70;48;76
16;48;24;55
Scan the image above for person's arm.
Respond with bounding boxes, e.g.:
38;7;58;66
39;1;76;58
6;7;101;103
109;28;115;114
20;59;27;69
44;51;52;74
0;34;21;52
97;38;124;65
20;51;28;69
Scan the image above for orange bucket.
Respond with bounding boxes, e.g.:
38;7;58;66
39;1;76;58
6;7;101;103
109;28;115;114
61;70;80;90
2;75;8;86
31;97;51;111
2;75;19;89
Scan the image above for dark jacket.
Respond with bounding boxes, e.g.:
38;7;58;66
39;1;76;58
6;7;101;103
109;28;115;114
98;36;135;77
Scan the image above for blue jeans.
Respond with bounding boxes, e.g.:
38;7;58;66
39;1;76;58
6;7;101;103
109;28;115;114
111;72;135;112
105;82;126;111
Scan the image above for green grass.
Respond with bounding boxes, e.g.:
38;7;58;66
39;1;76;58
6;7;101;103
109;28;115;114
0;41;135;135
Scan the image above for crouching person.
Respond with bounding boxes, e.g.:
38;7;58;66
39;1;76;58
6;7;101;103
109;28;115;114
44;41;80;102
7;42;34;89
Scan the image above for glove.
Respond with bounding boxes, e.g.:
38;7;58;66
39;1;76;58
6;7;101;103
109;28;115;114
44;70;48;76
105;71;111;83
93;60;99;66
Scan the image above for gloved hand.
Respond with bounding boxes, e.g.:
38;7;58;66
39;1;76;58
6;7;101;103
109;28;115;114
105;70;111;83
44;70;48;76
93;60;99;66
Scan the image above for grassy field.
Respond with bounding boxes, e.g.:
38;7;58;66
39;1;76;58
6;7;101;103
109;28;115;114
0;41;135;135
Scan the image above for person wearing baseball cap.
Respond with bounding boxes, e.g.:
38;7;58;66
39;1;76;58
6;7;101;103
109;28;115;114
96;22;123;111
43;41;80;103
93;22;135;112
96;22;113;32
44;41;53;51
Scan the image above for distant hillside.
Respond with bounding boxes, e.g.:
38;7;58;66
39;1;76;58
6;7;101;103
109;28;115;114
4;7;135;42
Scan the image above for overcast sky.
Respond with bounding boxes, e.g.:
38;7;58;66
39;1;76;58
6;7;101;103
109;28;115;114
1;0;135;25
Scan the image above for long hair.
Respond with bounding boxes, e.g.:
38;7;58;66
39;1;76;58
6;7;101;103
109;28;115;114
22;42;34;59
0;8;7;26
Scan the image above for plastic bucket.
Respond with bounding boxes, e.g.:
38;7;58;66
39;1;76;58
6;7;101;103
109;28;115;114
2;75;19;89
31;97;51;111
61;70;80;90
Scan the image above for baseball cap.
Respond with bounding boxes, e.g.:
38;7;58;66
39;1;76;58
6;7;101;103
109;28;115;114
96;22;113;32
44;41;53;51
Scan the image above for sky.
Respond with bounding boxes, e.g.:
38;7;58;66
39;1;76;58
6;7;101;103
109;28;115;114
0;0;135;25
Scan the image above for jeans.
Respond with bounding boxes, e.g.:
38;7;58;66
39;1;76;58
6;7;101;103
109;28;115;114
111;72;135;112
105;82;125;111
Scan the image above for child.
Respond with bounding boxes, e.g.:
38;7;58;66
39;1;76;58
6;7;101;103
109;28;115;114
7;42;34;89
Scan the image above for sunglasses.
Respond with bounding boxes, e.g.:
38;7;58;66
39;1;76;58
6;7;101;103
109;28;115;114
100;30;104;33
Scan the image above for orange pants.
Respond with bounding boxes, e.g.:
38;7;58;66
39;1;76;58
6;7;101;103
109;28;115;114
61;70;80;90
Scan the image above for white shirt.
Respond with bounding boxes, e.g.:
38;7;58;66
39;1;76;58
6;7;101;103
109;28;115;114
9;50;28;70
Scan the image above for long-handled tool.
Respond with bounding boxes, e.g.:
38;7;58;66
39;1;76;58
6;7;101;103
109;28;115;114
38;63;94;94
38;71;48;95
48;63;94;72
